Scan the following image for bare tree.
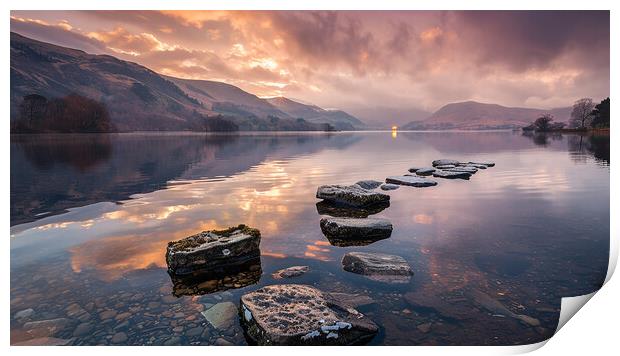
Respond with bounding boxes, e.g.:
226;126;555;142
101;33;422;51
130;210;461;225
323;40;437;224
569;98;595;129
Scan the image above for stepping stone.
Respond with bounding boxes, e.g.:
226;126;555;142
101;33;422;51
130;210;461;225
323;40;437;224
385;176;438;187
460;163;487;169
435;164;456;169
320;217;392;241
414;167;436;176
240;284;378;345
432;170;471;179
166;225;261;275
443;166;478;174
354;180;382;190
432;159;461;167
316;185;390;208
341;252;413;283
380;183;399;191
468;161;495;167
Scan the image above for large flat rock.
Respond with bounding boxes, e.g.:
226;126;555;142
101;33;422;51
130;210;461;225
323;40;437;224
342;252;413;283
385;175;438;187
320;217;392;240
413;167;436;176
166;225;261;276
316;184;390;208
432;170;471;179
240;284;378;345
468;161;495;167
444;166;478;174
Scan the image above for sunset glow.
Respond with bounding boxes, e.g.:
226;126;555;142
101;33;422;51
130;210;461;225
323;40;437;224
9;10;609;123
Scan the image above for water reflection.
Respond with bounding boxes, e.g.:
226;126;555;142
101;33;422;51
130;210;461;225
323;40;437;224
170;258;262;297
520;131;610;165
11;133;361;225
316;200;390;218
10;131;609;346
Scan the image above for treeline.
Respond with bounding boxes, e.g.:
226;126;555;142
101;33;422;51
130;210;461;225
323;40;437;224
524;97;610;132
12;94;115;133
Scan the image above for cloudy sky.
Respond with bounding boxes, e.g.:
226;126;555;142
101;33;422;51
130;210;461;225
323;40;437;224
10;10;609;117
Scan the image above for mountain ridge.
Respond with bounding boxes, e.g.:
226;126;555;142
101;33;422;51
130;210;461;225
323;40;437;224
403;101;571;130
10;32;364;131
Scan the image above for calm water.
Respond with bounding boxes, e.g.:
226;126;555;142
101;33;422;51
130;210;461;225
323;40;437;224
10;131;609;346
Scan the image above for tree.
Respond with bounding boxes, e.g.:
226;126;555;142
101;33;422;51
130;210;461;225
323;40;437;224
591;97;610;128
13;93;113;133
533;114;554;131
569;98;595;129
18;94;48;130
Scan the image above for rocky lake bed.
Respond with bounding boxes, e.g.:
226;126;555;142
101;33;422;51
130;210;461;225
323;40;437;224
10;132;610;346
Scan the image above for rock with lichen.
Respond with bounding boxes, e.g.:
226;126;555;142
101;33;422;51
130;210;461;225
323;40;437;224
166;225;261;276
240;284;378;345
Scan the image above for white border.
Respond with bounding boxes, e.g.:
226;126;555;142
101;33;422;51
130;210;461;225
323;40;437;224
3;1;617;355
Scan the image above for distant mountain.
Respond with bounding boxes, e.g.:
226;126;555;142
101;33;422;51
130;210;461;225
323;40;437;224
403;101;572;130
10;32;364;131
266;97;365;130
347;106;432;129
167;77;289;119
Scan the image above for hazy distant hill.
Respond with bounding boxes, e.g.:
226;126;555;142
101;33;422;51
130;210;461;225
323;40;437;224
10;32;364;131
266;97;365;130
403;101;571;130
348;106;432;129
168;77;289;119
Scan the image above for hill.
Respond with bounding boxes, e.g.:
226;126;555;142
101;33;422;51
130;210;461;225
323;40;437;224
403;101;571;130
266;97;365;130
10;32;364;132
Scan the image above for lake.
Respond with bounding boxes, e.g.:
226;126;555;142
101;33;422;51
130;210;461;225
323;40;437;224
10;131;610;346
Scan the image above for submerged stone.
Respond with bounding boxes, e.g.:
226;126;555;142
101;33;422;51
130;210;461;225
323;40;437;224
341;252;413;283
169;258;261;297
240;284;378;345
316;184;390;208
385;175;438;187
380;183;399;191
201;302;238;330
166;225;261;276
354;180;383;190
432;170;471;179
272;266;310;279
432;159;461;167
